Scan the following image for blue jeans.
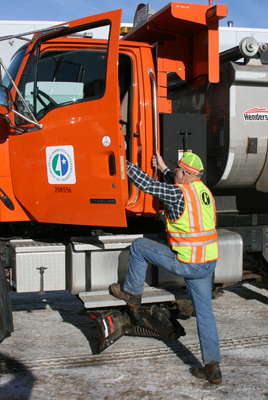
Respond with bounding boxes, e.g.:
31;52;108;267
124;237;220;365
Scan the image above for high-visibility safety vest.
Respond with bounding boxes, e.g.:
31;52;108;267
165;181;219;264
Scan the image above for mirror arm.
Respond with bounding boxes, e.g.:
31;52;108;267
0;24;69;42
12;109;43;129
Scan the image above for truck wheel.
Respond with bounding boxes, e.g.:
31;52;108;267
0;262;13;342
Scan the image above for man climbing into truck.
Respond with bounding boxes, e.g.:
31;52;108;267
110;150;222;384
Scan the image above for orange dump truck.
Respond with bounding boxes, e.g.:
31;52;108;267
1;2;268;347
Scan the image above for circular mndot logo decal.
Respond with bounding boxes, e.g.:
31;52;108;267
201;190;211;207
46;145;76;184
102;135;111;147
52;153;69;177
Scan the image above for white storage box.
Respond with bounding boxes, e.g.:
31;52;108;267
10;240;66;293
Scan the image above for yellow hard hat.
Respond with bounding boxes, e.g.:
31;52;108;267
171;152;204;175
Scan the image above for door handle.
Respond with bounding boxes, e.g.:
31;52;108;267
109;154;116;176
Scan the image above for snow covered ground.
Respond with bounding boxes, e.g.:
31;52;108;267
0;282;268;399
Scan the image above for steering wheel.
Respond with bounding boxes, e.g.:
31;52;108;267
36;89;57;107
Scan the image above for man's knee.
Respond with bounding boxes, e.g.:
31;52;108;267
130;237;152;258
132;237;146;246
130;237;146;253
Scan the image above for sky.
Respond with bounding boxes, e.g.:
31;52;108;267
1;0;268;29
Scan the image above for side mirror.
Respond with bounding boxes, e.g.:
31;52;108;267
0;85;13;115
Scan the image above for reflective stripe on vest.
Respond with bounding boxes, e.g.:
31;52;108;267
166;181;218;263
168;229;218;244
184;184;203;232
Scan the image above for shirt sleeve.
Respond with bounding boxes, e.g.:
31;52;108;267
163;168;175;184
126;161;184;211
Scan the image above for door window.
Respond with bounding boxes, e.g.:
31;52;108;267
16;24;111;123
17;47;108;121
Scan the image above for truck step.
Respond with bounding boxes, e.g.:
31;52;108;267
79;286;188;309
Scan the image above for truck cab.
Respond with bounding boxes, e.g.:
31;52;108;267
0;3;227;230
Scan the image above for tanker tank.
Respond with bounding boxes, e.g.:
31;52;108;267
169;37;268;195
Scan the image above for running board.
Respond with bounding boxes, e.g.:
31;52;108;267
79;286;189;309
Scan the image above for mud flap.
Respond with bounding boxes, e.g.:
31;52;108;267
80;303;185;353
80;308;132;353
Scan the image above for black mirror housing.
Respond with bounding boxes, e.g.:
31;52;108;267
0;85;13;115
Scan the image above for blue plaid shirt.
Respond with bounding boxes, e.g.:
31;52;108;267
126;161;185;221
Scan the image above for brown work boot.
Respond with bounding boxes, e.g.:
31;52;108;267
109;283;141;309
191;363;222;384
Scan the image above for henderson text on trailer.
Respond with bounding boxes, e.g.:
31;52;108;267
0;1;268;347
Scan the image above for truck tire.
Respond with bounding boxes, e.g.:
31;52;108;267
0;262;13;342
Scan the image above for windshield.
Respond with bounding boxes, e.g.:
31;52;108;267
2;46;27;90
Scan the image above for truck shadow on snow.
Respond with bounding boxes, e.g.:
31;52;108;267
0;354;35;400
222;281;268;305
9;290;100;355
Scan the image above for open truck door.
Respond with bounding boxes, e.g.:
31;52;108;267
7;10;128;227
